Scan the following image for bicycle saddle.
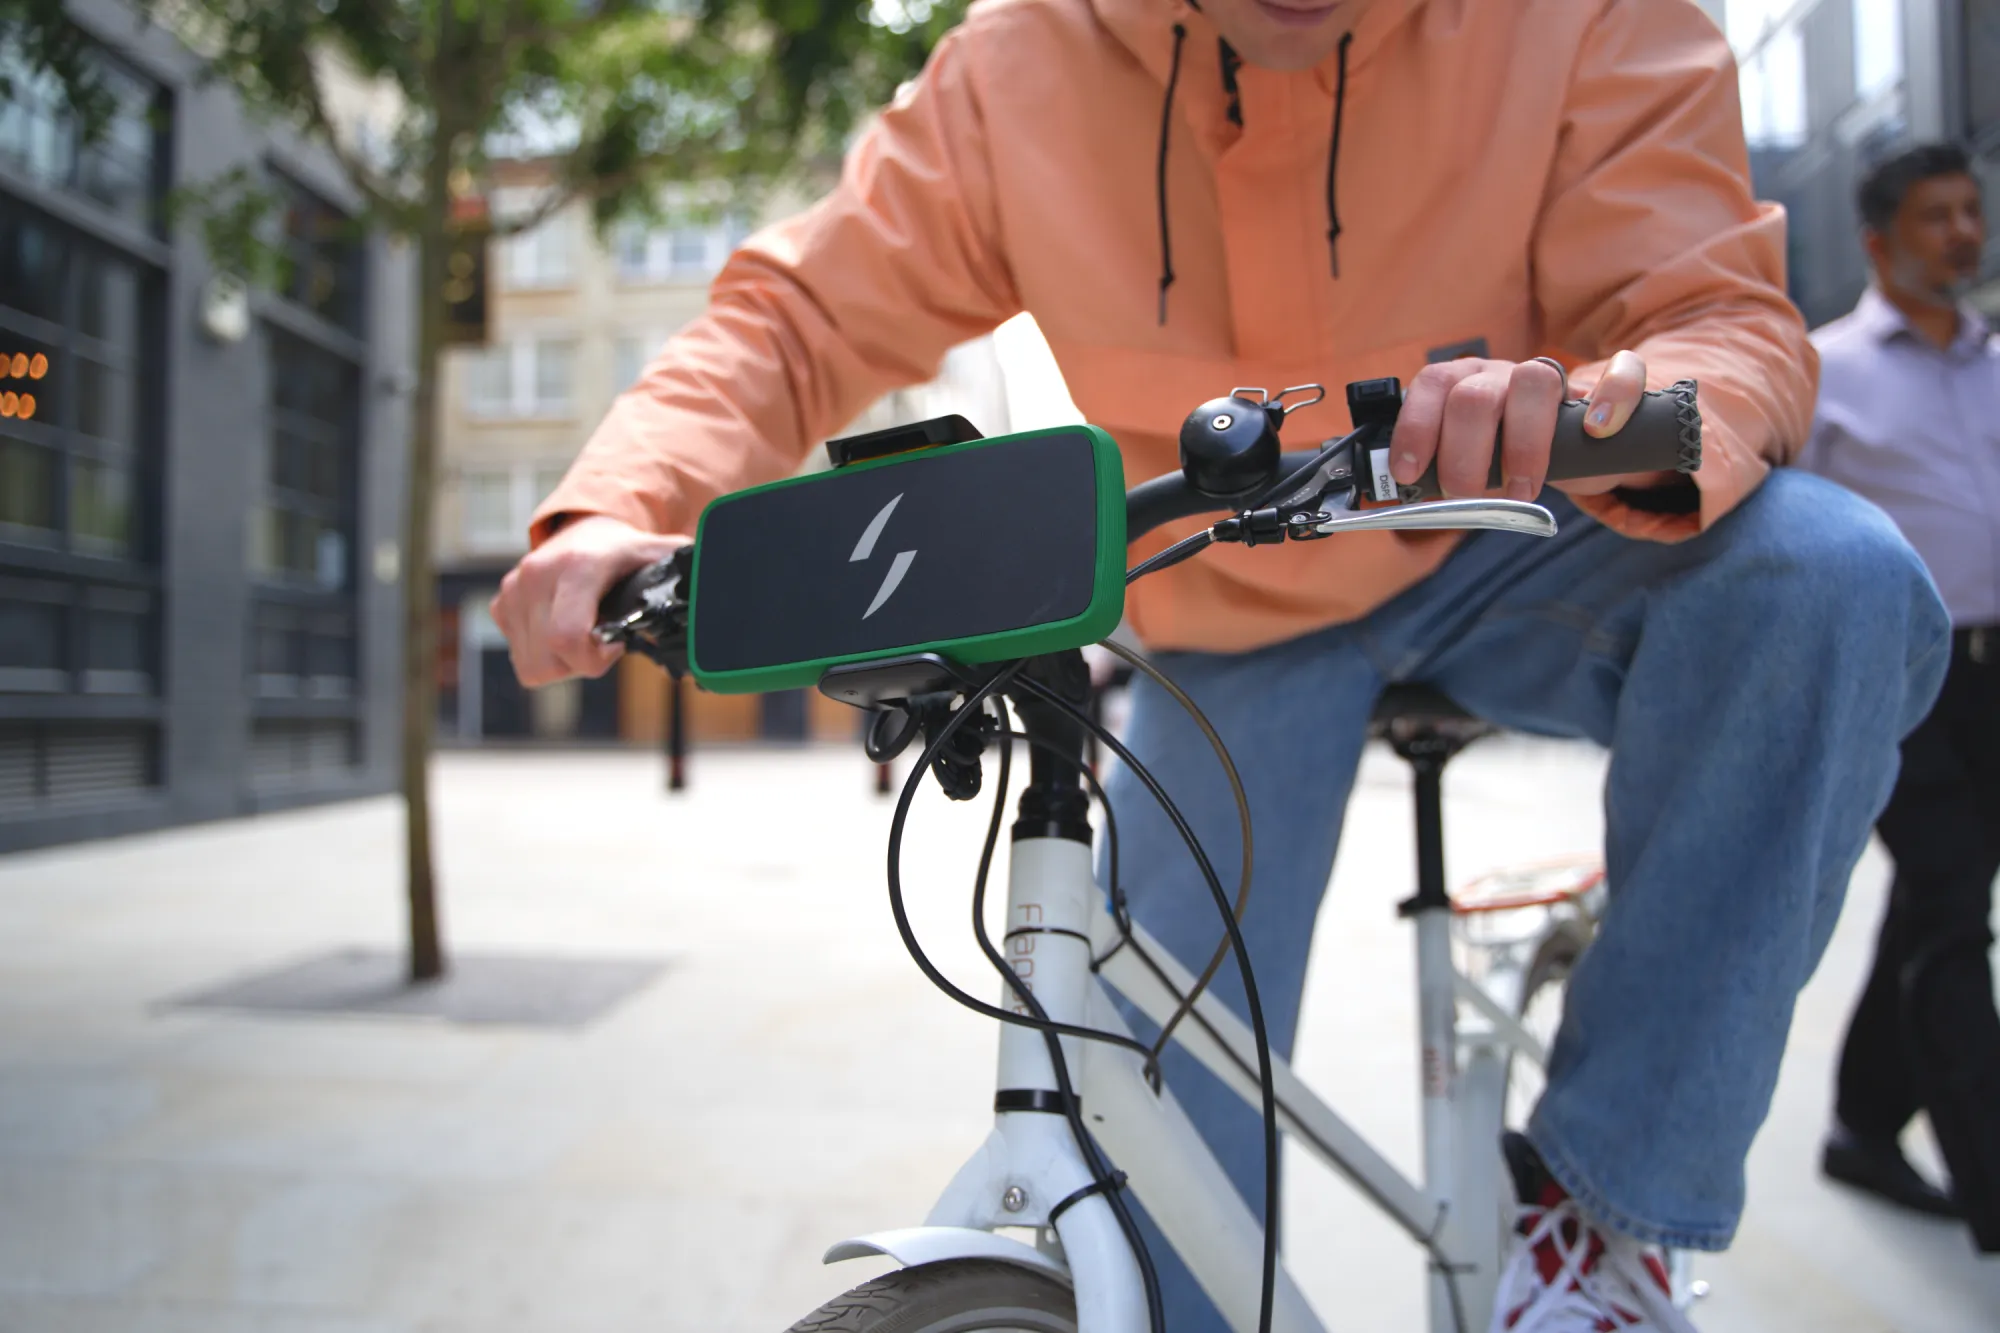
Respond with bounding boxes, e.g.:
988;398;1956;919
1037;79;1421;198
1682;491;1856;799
1369;683;1490;738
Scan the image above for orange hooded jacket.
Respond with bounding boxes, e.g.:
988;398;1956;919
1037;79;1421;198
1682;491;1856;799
532;0;1815;653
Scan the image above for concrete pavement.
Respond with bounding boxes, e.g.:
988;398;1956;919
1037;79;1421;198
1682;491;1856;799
0;741;1995;1332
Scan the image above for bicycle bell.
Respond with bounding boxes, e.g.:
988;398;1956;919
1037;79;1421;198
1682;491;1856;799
1178;384;1323;499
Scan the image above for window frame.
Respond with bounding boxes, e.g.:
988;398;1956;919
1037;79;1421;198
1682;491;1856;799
459;334;578;420
0;195;166;707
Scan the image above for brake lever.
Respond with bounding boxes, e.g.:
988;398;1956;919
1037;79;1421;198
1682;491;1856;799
1308;497;1558;538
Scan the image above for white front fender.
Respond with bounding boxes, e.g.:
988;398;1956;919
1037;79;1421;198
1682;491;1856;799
825;1226;1070;1287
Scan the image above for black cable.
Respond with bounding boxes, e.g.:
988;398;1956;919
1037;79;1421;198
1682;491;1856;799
968;707;1165;1333
1126;529;1213;584
1014;674;1282;1333
1120;924;1480;1328
1069;674;1472;1333
883;666;1154;1062
1064;710;1466;1332
1100;640;1254;1076
890;672;1465;1333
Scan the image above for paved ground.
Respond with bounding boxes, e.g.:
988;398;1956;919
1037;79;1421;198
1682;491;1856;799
1;742;1995;1332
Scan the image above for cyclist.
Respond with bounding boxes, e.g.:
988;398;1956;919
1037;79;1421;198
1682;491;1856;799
493;0;1951;1327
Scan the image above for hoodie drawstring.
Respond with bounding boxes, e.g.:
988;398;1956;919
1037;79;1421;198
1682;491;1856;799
1157;22;1188;326
1159;24;1351;322
1218;38;1243;126
1325;30;1352;278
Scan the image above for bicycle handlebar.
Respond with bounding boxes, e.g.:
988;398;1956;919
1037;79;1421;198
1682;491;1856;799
1126;379;1701;542
594;378;1702;662
1409;379;1701;501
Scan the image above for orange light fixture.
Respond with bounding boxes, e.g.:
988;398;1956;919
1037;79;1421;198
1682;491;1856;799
1;392;16;418
8;354;24;378
16;393;34;420
28;353;47;380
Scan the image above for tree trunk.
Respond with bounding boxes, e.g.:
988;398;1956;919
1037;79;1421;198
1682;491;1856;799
400;129;454;984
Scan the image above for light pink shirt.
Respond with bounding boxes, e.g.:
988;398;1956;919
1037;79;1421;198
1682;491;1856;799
1803;288;2000;626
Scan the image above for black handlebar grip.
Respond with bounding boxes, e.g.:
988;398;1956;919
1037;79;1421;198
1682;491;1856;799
1411;378;1701;499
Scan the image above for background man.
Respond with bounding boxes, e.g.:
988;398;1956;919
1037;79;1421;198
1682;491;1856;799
1804;142;1999;1252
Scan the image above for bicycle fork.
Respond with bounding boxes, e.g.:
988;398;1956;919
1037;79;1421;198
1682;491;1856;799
921;700;1149;1332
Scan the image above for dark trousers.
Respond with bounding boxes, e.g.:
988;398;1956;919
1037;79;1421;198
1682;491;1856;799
1835;626;2000;1250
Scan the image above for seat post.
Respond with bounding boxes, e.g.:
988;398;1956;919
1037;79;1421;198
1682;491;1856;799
1392;729;1465;919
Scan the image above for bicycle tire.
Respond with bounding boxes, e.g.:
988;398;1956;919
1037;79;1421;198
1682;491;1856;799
786;1259;1078;1333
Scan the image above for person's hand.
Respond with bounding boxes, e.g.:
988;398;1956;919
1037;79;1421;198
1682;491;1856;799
491;516;688;687
1387;350;1651;500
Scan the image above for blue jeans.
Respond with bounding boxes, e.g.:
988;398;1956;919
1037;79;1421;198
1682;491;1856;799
1100;472;1949;1330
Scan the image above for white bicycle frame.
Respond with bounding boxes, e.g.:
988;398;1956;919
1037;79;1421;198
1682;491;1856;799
827;828;1560;1333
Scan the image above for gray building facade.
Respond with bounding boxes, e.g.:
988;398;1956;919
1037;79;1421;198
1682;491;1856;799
0;0;409;854
1729;0;2000;326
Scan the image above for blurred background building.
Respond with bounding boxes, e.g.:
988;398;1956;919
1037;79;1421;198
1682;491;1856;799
8;0;1996;851
1726;0;2000;324
0;0;410;854
432;163;1015;749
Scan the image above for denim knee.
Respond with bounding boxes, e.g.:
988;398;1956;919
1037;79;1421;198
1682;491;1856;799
1701;471;1949;720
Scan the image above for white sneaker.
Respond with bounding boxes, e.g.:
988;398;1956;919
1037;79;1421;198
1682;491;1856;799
1489;1136;1698;1332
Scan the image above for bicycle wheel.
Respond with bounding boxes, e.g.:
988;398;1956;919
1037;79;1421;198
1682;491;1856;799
787;1259;1078;1333
1502;922;1588;1131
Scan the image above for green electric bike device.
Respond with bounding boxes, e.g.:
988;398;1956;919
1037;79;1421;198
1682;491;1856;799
681;417;1128;695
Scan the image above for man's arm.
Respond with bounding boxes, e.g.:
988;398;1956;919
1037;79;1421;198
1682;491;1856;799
1793;401;1842;477
496;29;1020;684
1532;0;1818;540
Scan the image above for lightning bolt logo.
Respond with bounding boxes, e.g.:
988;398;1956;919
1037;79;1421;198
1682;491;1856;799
851;493;917;620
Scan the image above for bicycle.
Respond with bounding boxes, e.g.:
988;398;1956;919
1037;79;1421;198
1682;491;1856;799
593;374;1703;1333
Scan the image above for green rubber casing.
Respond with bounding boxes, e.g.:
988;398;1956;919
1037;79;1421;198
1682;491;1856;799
686;425;1128;694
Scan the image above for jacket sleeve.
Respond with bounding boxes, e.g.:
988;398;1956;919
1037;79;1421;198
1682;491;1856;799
529;29;1021;545
1531;0;1818;542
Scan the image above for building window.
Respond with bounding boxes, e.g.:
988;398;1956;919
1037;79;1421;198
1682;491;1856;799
1968;0;2000;143
458;462;577;553
1852;0;1903;101
463;344;511;417
0;199;151;561
1739;23;1809;150
501;213;576;289
252;328;360;708
277;176;365;333
0;37;164;230
493;186;576;290
460;468;515;549
668;228;709;273
459;336;576;418
610;213;747;283
257;328;356;592
532;463;569;508
613;333;653;391
0;39;166;813
532;337;574;414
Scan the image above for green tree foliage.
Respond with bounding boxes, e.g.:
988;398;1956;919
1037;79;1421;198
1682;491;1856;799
0;0;962;979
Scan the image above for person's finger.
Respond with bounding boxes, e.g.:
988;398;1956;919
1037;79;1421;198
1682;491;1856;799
563;536;689;678
1498;358;1564;501
1436;366;1511;498
1582;349;1648;438
502;559;570;687
1390;360;1486;488
546;559;624;681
